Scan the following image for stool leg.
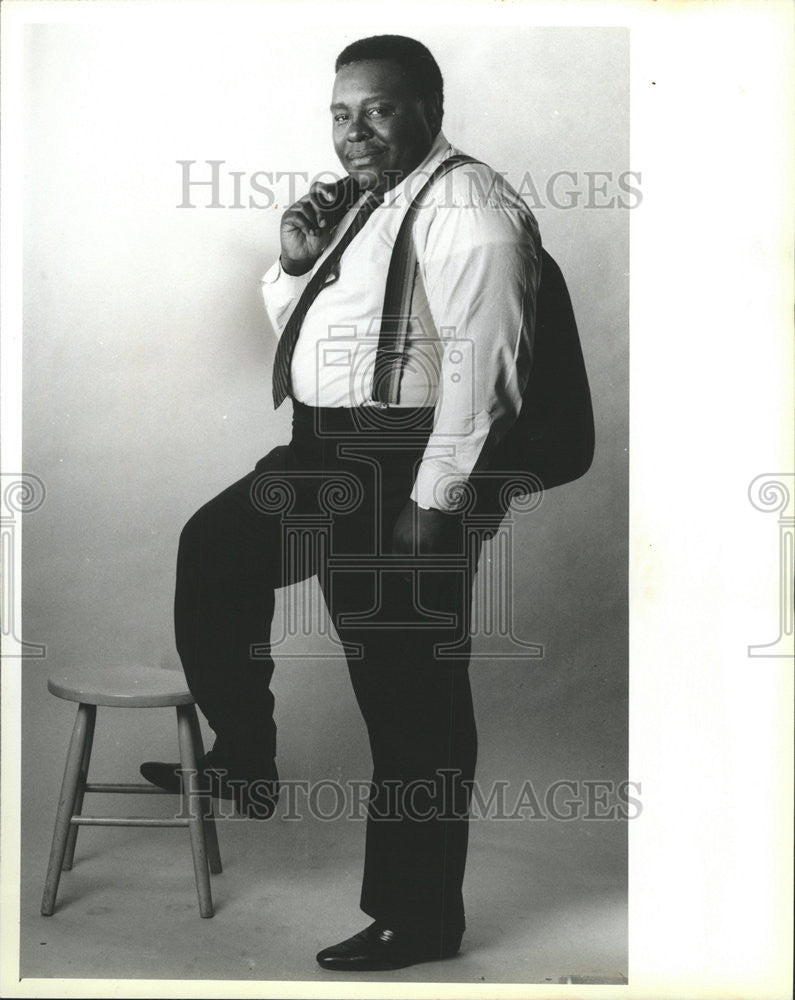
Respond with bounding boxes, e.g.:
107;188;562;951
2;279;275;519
41;703;94;915
185;705;222;875
176;705;213;917
62;704;96;871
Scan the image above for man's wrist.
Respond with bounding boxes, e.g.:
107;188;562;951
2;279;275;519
280;254;314;277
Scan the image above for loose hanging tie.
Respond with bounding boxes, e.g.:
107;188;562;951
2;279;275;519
272;189;384;409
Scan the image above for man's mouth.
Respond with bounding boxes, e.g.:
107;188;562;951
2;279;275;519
347;150;384;165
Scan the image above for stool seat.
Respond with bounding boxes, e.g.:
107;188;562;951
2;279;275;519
47;664;195;708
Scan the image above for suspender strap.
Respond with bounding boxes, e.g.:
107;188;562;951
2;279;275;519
371;153;481;404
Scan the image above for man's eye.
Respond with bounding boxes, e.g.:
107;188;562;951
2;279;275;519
367;106;389;118
333;114;349;124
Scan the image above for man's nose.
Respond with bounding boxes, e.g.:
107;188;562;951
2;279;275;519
345;113;373;143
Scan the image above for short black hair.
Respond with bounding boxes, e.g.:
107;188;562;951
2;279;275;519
334;35;444;120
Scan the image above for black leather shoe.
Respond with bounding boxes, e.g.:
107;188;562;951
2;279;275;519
316;922;462;971
139;753;279;820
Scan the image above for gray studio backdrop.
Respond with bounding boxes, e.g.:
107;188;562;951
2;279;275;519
21;18;628;979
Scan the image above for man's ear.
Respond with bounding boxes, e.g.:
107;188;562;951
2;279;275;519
423;92;443;136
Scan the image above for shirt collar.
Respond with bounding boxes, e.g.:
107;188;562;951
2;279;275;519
380;130;455;207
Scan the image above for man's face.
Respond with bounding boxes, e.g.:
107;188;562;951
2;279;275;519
331;59;438;194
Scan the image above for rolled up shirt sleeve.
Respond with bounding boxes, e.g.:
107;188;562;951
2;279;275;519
410;167;542;512
261;258;312;338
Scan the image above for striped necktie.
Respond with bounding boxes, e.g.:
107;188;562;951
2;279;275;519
272;190;383;409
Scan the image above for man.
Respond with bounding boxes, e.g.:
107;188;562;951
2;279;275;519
141;35;541;971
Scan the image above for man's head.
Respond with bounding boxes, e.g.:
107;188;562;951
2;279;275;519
331;35;444;194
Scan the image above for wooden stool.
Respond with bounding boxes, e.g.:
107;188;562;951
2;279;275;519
41;664;222;918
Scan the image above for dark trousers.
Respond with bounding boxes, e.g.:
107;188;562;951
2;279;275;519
174;401;479;939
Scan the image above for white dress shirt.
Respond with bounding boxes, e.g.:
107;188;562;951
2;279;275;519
261;131;541;512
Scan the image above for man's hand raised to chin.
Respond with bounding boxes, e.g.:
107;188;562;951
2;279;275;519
391;499;463;556
280;178;358;276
